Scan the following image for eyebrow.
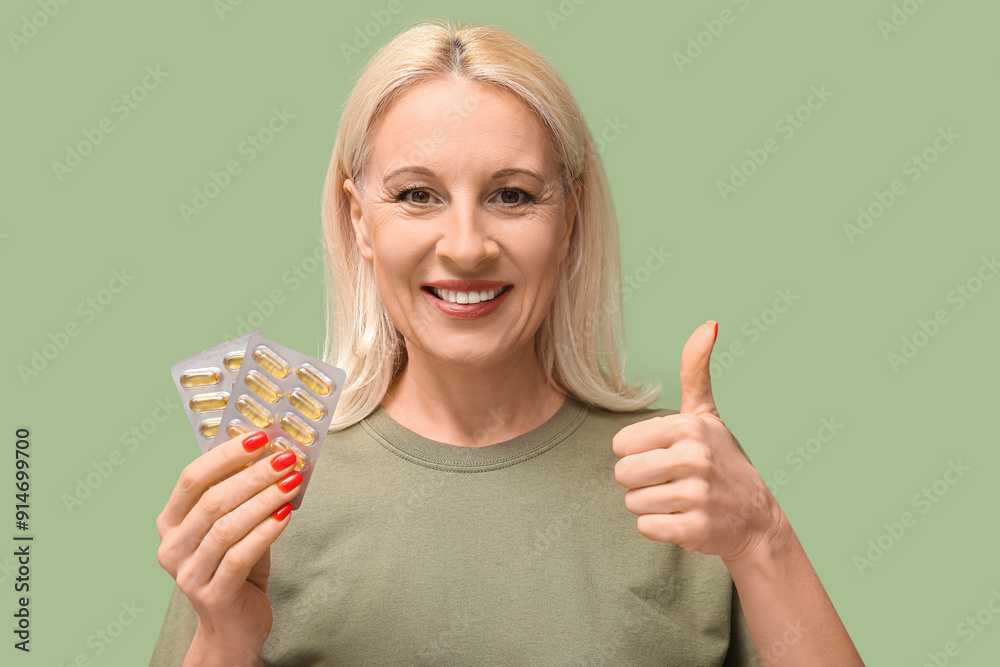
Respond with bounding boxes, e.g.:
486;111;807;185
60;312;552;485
382;167;546;187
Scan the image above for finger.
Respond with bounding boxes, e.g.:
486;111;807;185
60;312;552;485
614;439;704;489
624;478;704;516
172;449;301;562
636;512;702;550
188;467;302;590
210;515;290;600
679;320;721;418
158;431;271;534
612;412;703;458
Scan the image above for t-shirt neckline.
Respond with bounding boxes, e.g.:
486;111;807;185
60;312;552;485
360;393;588;472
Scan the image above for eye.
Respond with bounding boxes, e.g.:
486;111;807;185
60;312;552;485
393;188;436;206
492;188;534;207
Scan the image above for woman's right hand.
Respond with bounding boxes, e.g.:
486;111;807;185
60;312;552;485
155;431;302;658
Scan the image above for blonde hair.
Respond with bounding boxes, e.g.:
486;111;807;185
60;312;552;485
320;17;661;431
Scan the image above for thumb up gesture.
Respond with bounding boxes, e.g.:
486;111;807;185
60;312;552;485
613;321;785;565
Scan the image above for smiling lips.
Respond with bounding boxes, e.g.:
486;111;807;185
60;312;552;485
421;279;513;317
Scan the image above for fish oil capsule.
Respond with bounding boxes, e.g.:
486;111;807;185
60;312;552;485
289;443;308;471
237;396;272;428
189;392;228;412
254;346;290;379
180;368;221;388
270;438;290;455
296;364;333;396
288;389;326;421
223;352;244;370
199;418;221;437
280;413;315;446
227;421;249;438
245;371;281;403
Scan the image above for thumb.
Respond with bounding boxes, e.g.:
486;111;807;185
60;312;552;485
679;320;721;419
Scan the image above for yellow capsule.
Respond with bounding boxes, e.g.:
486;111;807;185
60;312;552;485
279;413;315;446
245;371;281;403
223;352;244;370
199;418;221;437
180;368;220;388
288;389;325;421
189;392;228;412
237;396;272;428
226;421;249;438
296;364;333;396
289;443;309;471
253;346;289;379
269;438;290;455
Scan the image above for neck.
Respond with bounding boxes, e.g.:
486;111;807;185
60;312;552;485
380;342;566;447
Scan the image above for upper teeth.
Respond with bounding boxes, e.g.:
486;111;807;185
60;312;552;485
431;287;505;304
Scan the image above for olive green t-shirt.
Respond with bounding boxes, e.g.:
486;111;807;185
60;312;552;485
149;395;760;666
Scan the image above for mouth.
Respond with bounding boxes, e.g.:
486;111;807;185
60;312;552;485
421;284;513;304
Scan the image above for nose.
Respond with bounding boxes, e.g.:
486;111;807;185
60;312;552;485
434;197;499;270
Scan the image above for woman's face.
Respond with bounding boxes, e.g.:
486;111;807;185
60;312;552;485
344;75;580;370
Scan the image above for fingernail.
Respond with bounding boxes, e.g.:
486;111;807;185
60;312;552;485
713;321;718;336
242;431;268;452
271;450;297;471
277;470;303;492
272;502;293;521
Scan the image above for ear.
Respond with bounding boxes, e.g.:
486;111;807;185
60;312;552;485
559;178;582;263
343;177;374;262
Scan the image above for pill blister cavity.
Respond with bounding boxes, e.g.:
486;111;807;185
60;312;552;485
227;421;249;438
245;370;281;403
237;396;273;428
189;392;229;412
289;443;308;471
223;352;244;370
199;418;221;437
269;437;291;456
180;368;221;388
296;364;333;396
280;413;315;445
254;345;290;379
289;389;325;421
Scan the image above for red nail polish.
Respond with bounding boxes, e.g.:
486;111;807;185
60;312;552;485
242;431;268;451
277;471;303;492
271;450;297;471
272;502;293;521
713;321;718;336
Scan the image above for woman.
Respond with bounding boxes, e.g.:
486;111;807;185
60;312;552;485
151;18;863;666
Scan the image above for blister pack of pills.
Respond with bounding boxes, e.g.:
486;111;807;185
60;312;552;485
170;331;261;453
208;332;345;509
170;331;345;510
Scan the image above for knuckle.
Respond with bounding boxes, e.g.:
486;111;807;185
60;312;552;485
209;515;238;546
198;488;225;516
177;465;200;493
156;544;175;574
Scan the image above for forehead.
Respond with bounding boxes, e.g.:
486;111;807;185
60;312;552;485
368;76;556;177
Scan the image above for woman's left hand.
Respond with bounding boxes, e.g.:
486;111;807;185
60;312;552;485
612;321;787;565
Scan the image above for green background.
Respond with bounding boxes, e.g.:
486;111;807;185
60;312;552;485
3;0;997;664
